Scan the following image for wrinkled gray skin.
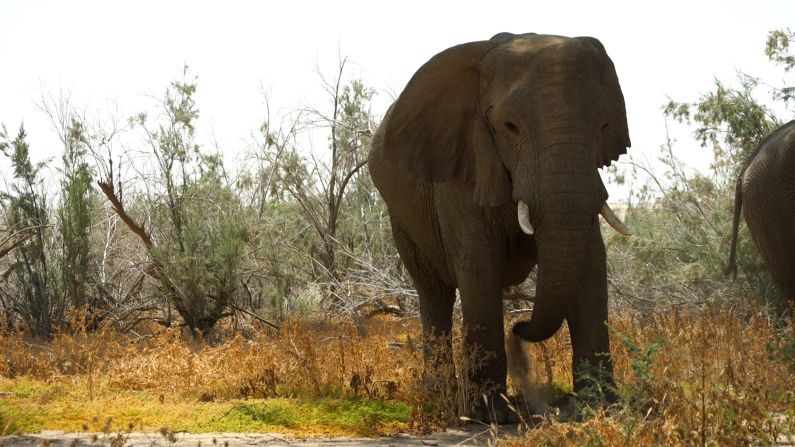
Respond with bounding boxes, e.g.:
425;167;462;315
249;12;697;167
368;33;631;422
727;120;795;306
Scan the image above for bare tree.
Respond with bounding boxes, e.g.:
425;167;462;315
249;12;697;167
274;57;375;282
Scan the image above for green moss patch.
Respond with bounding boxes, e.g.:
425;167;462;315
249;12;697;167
205;398;411;434
0;377;412;437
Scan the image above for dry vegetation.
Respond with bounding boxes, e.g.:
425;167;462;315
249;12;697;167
1;306;793;445
0;315;422;436
513;307;795;446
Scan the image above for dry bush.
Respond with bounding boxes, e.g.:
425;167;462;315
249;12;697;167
511;306;795;446
0;316;423;403
0;324;123;380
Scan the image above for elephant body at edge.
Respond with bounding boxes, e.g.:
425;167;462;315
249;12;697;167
368;33;632;422
727;120;795;306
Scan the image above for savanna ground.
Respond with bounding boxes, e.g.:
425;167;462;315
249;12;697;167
1;305;793;446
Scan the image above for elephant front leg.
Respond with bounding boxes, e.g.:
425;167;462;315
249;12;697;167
566;222;617;406
457;257;516;423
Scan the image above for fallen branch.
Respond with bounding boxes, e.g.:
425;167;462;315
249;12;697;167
229;303;281;331
503;292;535;302
364;303;404;319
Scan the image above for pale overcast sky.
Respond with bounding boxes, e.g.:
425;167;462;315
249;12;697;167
1;0;793;199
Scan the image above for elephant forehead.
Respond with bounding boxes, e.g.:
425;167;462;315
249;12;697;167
502;35;570;55
487;36;598;79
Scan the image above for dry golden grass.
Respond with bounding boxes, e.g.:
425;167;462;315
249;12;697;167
0;317;421;402
0;306;793;444
0;316;423;435
509;306;795;446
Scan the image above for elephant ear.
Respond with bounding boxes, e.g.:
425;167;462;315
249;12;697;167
383;40;511;206
577;37;631;167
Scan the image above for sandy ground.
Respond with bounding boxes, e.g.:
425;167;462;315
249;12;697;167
0;425;524;447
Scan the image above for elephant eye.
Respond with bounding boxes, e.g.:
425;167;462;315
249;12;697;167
504;121;519;135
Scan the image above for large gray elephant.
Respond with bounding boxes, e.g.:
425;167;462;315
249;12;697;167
368;33;632;421
727;120;795;307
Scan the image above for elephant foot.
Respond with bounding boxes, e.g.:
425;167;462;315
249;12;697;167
464;393;521;425
542;392;620;423
547;394;580;422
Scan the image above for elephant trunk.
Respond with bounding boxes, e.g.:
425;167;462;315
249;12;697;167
513;131;601;342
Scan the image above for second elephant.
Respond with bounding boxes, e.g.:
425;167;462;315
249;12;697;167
727;120;795;306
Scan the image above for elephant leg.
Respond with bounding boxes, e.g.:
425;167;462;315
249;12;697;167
565;221;617;405
389;219;456;385
458;272;506;391
749;222;795;311
456;254;516;422
744;188;795;312
763;237;795;310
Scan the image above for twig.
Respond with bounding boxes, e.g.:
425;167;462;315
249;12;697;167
209;404;256;423
228;303;280;331
364;304;404;319
0;226;46;259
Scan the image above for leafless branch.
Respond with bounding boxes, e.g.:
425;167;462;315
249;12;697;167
0;226;46;259
97;180;154;249
228;303;280;331
96;178;186;312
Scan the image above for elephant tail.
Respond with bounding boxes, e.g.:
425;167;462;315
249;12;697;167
725;175;743;279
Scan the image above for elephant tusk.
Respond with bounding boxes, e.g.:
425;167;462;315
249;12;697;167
600;202;632;236
517;200;534;235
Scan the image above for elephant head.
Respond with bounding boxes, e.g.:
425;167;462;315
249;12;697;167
382;33;631;342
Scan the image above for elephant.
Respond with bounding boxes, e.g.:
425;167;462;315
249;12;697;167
368;32;632;422
726;120;795;308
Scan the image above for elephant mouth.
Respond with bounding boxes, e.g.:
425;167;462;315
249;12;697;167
516;200;631;236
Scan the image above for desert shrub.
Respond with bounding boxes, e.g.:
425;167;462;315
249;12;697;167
57;118;97;313
0;125;59;338
90;68;255;335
